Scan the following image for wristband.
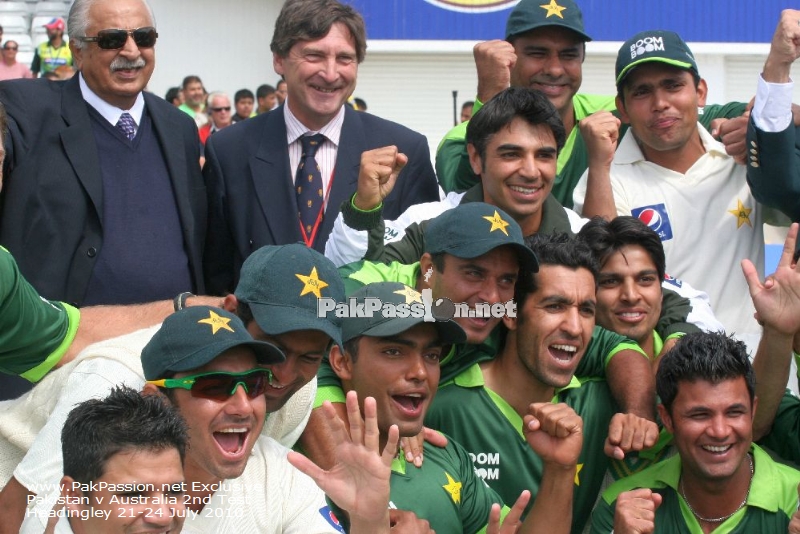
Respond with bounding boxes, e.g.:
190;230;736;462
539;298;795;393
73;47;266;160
173;292;194;312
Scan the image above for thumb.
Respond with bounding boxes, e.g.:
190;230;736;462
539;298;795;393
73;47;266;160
393;152;409;174
709;118;724;138
652;491;664;510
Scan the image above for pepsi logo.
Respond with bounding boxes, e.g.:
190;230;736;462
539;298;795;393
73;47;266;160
637;208;662;230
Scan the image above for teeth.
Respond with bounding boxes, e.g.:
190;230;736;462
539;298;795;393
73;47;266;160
551;344;577;353
509;185;538;194
218;428;247;433
703;445;731;453
620;312;643;318
406;393;422;398
312;85;336;93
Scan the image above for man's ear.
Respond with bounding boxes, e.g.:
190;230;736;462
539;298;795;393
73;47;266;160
141;382;163;398
502;313;518;331
467;143;484;176
419;253;435;290
616;95;630;124
696;78;708;107
657;404;673;434
273;52;285;77
222;294;239;313
62;476;87;510
329;344;353;381
69;42;82;70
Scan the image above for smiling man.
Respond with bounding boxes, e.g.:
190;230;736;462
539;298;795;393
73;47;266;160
203;0;438;294
0;0;206;309
591;332;800;534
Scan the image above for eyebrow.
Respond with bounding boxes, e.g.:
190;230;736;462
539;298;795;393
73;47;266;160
378;335;445;349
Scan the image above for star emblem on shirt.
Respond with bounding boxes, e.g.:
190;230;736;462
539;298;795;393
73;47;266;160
442;472;462;504
483;211;511;236
197;310;235;335
539;0;567;18
727;199;753;229
394;286;423;304
295;267;329;298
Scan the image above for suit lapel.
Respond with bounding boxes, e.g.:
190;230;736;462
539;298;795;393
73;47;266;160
317;106;362;250
251;108;303;245
59;77;104;222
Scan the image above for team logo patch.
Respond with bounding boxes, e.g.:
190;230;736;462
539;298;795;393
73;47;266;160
319;506;345;533
423;0;519;14
632;204;673;242
664;273;683;288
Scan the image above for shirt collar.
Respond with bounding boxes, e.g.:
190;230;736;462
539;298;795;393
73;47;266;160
79;73;145;127
283;98;344;147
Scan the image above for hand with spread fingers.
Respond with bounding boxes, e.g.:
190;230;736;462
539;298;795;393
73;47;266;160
288;391;399;533
486;490;531;534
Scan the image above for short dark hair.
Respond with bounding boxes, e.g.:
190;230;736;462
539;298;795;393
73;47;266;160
61;386;187;485
461;101;474;112
256;84;275;99
235;88;255;103
577;216;666;282
656;332;755;415
270;0;367;63
466;87;566;164
235;300;255;328
516;233;598;309
343;336;361;363
164;86;181;104
181;75;202;90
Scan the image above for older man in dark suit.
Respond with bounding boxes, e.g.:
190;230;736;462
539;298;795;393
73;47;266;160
0;0;206;309
203;0;440;296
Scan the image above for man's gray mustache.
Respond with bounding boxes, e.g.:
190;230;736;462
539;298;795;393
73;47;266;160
110;58;146;71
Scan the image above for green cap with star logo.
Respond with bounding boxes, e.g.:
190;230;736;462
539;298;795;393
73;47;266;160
425;203;539;273
234;243;345;349
615;30;699;88
141;306;285;380
505;0;591;42
341;282;466;345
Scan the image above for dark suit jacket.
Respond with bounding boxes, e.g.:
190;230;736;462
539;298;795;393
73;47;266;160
0;76;206;306
746;118;800;222
203;105;439;295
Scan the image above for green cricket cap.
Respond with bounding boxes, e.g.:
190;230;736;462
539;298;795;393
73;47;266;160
141;306;285;380
234;243;345;349
425;202;539;273
505;0;591;42
616;30;699;87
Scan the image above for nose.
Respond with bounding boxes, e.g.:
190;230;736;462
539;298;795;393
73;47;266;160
620;279;640;303
651;88;670;111
517;152;541;181
705;414;729;439
119;32;141;57
541;53;565;78
318;56;339;83
145;498;179;527
225;384;255;417
561;306;582;338
405;353;429;383
477;280;501;306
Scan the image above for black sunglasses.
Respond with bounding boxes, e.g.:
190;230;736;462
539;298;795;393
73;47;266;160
78;27;158;50
210;106;231;112
3;46;17;51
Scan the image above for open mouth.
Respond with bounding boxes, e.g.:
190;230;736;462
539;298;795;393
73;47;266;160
213;428;248;455
509;184;541;196
550;343;578;362
616;311;646;323
311;84;339;94
392;394;425;417
702;444;733;454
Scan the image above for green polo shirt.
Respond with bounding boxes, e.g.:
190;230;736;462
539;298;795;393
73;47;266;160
591;445;800;534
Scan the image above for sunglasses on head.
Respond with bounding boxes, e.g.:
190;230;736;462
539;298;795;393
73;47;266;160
147;368;273;401
210;106;231;112
78;27;158;50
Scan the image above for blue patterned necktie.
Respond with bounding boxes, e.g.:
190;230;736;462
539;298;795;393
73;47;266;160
296;133;326;245
116;112;136;140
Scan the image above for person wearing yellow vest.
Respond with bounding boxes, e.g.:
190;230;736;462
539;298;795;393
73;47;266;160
31;17;73;78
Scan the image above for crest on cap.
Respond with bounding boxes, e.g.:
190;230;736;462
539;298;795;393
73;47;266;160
539;0;567;18
197;310;235;335
483;211;511;236
394;286;424;304
296;266;330;298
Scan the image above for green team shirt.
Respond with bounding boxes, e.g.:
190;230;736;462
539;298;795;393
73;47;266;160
591;445;800;534
329;440;507;533
436;96;747;209
0;246;80;381
757;389;800;467
425;329;642;534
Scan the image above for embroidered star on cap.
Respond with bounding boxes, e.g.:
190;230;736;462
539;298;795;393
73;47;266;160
539;0;566;18
483;210;511;236
394;286;423;304
296;266;329;298
197;310;235;335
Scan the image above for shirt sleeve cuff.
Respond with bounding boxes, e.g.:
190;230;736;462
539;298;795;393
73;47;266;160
752;74;793;132
340;194;384;231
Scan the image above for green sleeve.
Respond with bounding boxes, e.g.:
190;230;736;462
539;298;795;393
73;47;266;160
589;495;616;534
0;247;80;380
699;102;748;126
436;123;480;194
756;390;800;466
313;356;346;409
575;326;643;379
656;288;700;339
